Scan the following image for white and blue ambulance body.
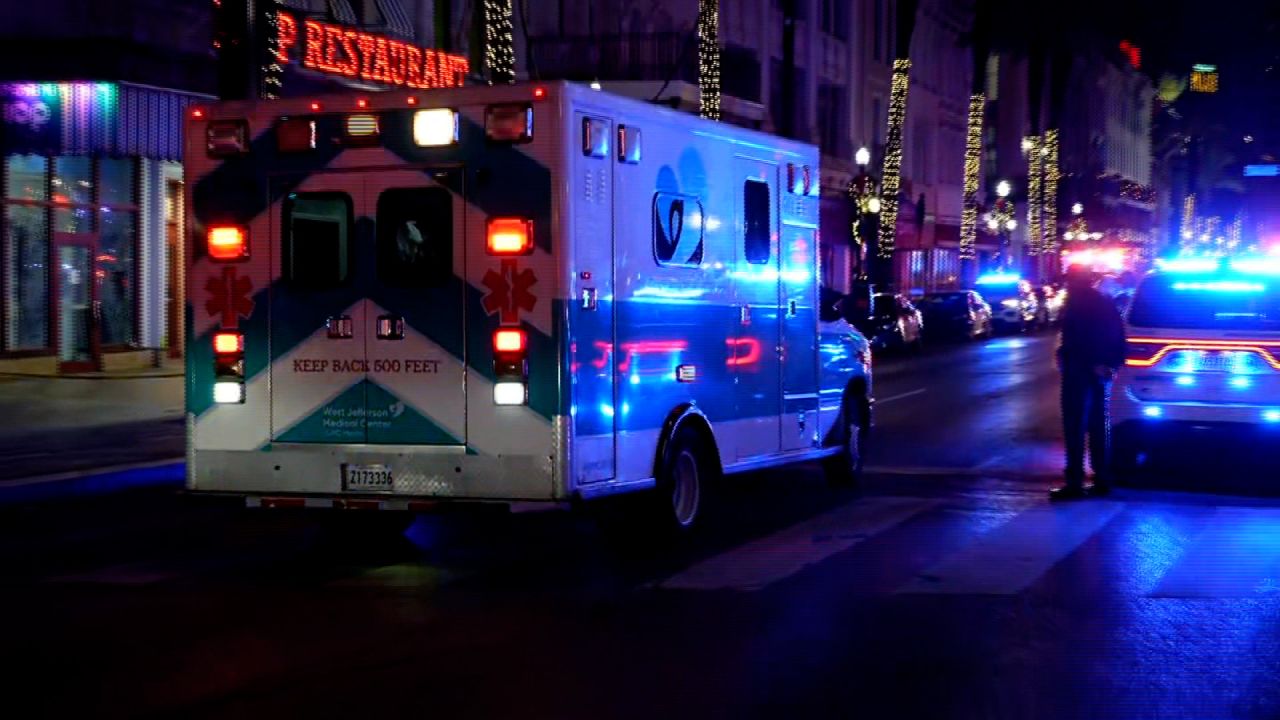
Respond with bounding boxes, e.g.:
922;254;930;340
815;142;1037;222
185;82;872;528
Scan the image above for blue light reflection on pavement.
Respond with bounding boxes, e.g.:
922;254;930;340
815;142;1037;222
0;462;183;506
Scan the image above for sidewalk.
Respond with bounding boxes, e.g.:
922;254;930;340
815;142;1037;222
0;362;185;499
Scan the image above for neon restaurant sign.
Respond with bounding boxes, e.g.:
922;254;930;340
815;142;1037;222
275;11;470;90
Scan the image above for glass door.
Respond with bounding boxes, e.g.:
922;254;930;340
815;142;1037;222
53;233;100;372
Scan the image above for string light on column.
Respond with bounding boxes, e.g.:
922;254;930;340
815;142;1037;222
484;0;515;84
960;93;985;261
878;59;912;260
1181;193;1197;245
259;0;285;99
1042;129;1060;256
698;0;721;120
1026;135;1042;257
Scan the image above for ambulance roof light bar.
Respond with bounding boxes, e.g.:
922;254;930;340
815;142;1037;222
207;226;249;261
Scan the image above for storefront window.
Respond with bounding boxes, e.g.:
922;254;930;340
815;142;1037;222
3;205;49;350
52;156;93;206
54;207;95;233
99;158;136;207
98;210;136;346
5;155;48;202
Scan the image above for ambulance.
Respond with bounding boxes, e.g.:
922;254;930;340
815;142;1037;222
185;81;873;531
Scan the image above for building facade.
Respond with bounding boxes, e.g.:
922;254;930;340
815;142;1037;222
0;0;214;374
0;0;462;374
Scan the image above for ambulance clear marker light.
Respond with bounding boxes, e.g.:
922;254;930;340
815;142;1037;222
493;382;527;406
213;381;245;404
413;108;459;146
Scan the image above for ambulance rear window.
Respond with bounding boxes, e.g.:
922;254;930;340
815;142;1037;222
282;192;352;288
376;187;453;288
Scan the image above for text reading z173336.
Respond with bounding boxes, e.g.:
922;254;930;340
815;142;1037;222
343;464;394;492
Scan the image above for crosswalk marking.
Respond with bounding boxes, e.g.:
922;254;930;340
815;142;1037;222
1150;507;1280;598
658;497;936;592
895;500;1124;595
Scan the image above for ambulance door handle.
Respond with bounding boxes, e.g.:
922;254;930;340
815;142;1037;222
787;299;798;318
740;305;751;326
581;287;598;311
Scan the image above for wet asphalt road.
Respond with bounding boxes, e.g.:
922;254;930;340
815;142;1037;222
4;333;1280;719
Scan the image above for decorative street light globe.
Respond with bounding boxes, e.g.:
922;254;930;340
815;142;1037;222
996;180;1012;198
855;147;871;167
1072;202;1084;216
867;196;881;213
1006;219;1018;231
986;217;999;231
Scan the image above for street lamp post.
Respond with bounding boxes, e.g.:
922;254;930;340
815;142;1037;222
848;147;881;282
984;180;1016;270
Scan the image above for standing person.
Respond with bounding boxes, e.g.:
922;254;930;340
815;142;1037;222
1051;265;1127;500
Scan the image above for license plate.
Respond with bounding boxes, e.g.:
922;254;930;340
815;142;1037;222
343;464;393;492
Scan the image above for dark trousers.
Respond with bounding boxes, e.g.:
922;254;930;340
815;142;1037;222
1061;368;1112;486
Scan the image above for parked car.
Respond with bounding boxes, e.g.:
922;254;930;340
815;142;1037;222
918;291;993;341
974;273;1039;333
855;293;925;352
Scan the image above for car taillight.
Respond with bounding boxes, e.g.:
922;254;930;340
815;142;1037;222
487;218;533;255
1125;340;1165;366
213;332;245;403
492;327;528;405
207;226;248;261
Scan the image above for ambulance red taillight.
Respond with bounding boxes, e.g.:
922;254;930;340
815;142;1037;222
486;218;533;255
213;332;246;404
492;327;528;406
207;226;249;261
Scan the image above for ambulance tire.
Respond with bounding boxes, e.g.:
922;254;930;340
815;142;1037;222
653;424;711;534
825;393;869;488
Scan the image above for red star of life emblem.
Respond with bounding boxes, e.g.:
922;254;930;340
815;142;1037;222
481;259;537;323
205;266;255;329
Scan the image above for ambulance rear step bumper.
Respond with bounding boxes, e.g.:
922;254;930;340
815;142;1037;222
224;494;569;514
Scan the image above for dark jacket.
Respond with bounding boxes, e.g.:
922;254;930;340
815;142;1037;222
1057;286;1126;372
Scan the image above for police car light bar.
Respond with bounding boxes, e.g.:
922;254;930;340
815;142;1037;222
975;272;1022;285
1155;257;1221;273
1171;281;1266;293
1229;257;1280;275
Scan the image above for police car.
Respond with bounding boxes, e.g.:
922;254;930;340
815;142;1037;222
1112;256;1280;471
974;273;1039;332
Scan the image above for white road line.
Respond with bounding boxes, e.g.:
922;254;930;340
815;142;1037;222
896;500;1123;595
658;496;937;592
876;388;927;405
1151;507;1280;598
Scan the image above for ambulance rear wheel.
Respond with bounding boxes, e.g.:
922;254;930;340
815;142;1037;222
825;396;869;487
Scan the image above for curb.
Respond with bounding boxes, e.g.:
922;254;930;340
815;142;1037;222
0;459;185;506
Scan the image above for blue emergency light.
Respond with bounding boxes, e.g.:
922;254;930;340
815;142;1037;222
975;272;1022;285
